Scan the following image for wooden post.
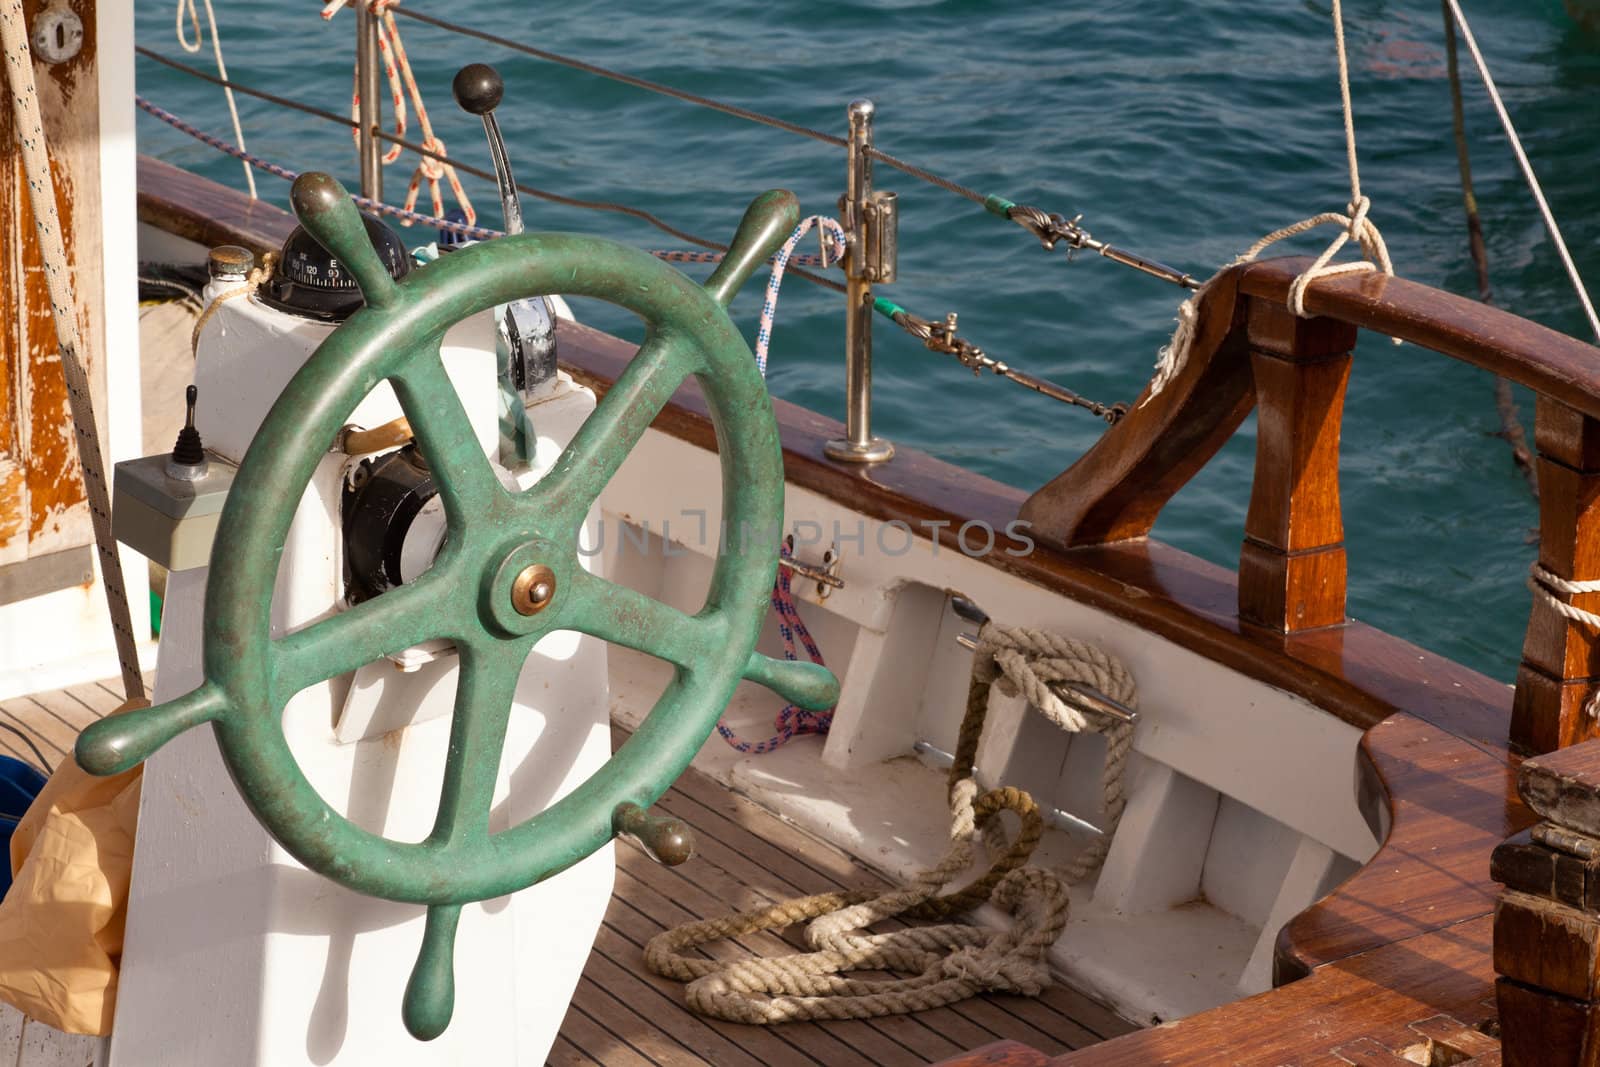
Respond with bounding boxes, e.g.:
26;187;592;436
1237;299;1357;632
1513;397;1600;754
1493;740;1600;1066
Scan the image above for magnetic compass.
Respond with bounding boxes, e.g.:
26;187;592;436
259;210;413;322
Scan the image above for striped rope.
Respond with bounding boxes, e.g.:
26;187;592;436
714;217;844;752
716;544;834;754
324;0;477;227
139;96;845;276
138;97;499;239
753;215;846;373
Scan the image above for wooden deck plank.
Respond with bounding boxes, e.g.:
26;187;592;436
649;779;1106;1051
604;863;867;1066
612;857;920;1065
643;745;1129;1042
580;942;768;1067
570;974;705;1067
548;1035;604;1067
0;704;59;771
0;699;76;763
560;995;659;1067
596;876;825;1067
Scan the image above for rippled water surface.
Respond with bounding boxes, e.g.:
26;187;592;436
136;1;1600;680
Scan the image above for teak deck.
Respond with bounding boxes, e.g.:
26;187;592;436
0;683;1133;1067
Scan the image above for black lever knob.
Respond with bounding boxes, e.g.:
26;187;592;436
452;63;503;117
452;63;523;236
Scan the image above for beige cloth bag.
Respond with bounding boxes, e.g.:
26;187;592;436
0;699;146;1036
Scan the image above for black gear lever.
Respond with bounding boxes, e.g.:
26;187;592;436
452;63;523;235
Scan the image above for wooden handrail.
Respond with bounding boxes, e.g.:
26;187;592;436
1022;256;1600;753
1239;257;1600;419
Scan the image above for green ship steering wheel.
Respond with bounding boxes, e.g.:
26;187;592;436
76;173;838;1040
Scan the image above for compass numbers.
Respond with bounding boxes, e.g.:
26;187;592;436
286;249;356;292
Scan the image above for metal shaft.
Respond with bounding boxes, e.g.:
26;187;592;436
356;5;383;200
825;100;893;464
481;111;524;235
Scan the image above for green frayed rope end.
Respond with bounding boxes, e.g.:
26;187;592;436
983;194;1016;219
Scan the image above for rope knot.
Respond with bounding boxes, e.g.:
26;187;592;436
416;136;447;180
938;946;1046;994
1345;195;1372;242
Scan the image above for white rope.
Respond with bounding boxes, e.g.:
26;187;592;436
1529;561;1600;639
983;625;1136;883
174;0;256;198
1147;0;1395;402
1443;0;1600;344
0;1;144;701
646;620;1135;1023
1528;562;1600;720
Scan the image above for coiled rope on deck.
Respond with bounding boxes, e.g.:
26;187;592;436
648;621;1136;1022
1147;0;1396;401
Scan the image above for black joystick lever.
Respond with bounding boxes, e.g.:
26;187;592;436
452;63;522;236
166;384;208;482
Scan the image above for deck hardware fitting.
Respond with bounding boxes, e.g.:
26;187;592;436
825;99;894;464
781;534;843;597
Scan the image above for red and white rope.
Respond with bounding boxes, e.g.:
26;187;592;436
324;0;475;227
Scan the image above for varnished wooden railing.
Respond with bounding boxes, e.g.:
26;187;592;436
1021;256;1600;755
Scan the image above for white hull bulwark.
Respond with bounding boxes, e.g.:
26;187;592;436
586;362;1374;1023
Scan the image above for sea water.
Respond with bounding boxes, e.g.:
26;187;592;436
135;0;1600;681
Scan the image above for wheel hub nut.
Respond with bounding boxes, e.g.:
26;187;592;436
511;564;556;615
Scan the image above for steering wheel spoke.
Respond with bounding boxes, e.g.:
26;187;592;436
532;330;698;524
272;575;456;704
427;639;521;846
392;341;506;523
563;569;722;671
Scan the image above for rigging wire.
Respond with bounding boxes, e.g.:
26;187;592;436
1441;0;1536;497
134;46;846;293
388;6;848;149
1442;0;1600;344
387;5;1200;289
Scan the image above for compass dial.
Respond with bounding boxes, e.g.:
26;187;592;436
259;211;413;322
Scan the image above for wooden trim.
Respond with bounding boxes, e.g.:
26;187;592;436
0;545;93;605
1238;257;1600;422
136;156;296;258
1016;271;1254;547
1238;302;1356;631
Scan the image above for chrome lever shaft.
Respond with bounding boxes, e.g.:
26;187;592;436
452;63;523;235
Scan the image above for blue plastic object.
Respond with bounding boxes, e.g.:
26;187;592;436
0;754;48;901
